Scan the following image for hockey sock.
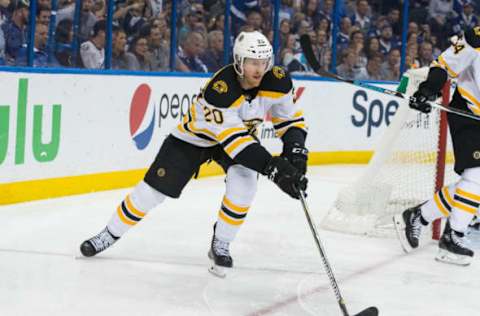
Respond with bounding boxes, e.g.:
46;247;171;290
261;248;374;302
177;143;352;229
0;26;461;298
450;181;480;233
421;183;456;223
107;181;167;237
215;165;257;243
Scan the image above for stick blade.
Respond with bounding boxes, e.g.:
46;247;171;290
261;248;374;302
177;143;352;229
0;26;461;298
354;306;379;316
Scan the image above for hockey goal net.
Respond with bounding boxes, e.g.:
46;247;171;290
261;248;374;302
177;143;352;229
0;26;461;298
322;67;458;239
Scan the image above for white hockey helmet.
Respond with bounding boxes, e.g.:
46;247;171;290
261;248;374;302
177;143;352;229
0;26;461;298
233;31;273;76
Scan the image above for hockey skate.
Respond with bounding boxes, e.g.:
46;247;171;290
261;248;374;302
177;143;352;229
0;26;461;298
435;222;474;266
208;224;233;278
469;216;480;231
393;204;425;253
80;227;119;257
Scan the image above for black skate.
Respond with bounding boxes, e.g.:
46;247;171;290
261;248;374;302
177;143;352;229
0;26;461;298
436;222;474;266
80;227;119;257
393;204;426;253
469;216;480;231
208;224;233;278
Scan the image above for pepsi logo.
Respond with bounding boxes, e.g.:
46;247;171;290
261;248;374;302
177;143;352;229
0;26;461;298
129;84;156;150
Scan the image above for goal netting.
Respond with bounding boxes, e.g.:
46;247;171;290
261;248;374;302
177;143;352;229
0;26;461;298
322;67;458;239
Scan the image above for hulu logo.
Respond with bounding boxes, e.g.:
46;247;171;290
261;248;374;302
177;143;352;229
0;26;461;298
0;78;61;165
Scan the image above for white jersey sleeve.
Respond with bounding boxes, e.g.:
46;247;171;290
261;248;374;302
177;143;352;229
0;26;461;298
270;88;307;138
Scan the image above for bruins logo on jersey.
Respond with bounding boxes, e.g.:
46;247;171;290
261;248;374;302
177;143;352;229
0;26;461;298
212;80;228;94
243;118;263;135
272;66;285;79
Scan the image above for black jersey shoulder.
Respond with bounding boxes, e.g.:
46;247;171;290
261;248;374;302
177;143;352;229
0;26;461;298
259;66;293;94
202;64;243;108
465;27;480;48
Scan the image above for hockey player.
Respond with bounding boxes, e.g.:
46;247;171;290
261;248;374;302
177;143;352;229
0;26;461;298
394;27;480;266
80;31;309;277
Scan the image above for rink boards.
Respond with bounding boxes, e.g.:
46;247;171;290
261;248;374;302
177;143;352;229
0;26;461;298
0;70;430;204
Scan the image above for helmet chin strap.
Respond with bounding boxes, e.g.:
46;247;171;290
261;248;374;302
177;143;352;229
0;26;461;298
234;57;245;77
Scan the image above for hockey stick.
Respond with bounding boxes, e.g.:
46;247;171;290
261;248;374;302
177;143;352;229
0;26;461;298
299;34;480;122
299;191;379;316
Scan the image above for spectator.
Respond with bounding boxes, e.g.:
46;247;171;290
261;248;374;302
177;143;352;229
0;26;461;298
405;52;420;69
281;33;297;66
178;7;204;43
200;30;224;72
129;35;154;71
259;0;272;32
351;0;372;34
111;28;136;70
0;0;11;26
57;0;97;44
336;16;352;51
336;48;362;78
386;8;401;36
304;0;320;27
451;1;478;34
1;0;28;61
291;12;306;33
380;47;400;81
407;31;419;47
279;18;291;48
150;16;168;39
408;21;420;35
297;19;313;37
54;18;73;67
349;29;367;67
38;0;50;8
410;0;430;25
407;42;420;65
365;36;380;58
16;23;59;67
148;0;162;17
245;9;263;32
316;17;331;37
80;20;105;69
279;0;295;21
146;24;170;71
365;53;384;80
177;31;208;72
355;52;383;80
316;28;330;61
428;0;454;38
230;0;259;35
418;41;434;67
317;0;334;26
120;0;147;41
92;0;106;19
36;5;51;26
206;13;224;32
319;48;332;71
378;24;399;55
367;15;388;38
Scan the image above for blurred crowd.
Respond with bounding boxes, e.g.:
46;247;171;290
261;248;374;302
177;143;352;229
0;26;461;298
0;0;479;81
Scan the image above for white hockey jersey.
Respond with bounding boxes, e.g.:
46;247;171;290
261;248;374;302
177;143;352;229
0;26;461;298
171;65;307;159
433;31;480;114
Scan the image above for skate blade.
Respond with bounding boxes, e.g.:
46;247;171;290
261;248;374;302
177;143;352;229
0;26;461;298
393;215;413;253
208;264;227;278
435;249;472;266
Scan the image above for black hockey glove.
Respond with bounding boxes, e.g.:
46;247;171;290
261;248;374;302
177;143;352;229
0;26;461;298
409;82;440;114
264;156;308;199
281;142;308;175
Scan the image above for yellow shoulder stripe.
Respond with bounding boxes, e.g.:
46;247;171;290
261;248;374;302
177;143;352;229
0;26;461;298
437;55;458;78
